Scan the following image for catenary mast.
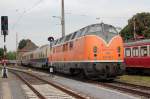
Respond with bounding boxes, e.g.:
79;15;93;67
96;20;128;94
61;0;65;37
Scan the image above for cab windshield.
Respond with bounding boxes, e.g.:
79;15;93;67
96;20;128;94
86;23;119;43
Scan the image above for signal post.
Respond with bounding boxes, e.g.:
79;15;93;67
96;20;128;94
1;16;8;78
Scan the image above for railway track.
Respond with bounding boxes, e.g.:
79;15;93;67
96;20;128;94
89;81;150;98
53;71;150;98
9;69;86;99
7;66;150;98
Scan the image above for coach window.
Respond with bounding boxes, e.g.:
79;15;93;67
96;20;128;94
149;46;150;56
132;47;139;57
125;48;131;57
30;54;33;59
141;46;147;56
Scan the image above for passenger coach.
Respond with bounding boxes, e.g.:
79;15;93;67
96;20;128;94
21;45;50;69
124;39;150;74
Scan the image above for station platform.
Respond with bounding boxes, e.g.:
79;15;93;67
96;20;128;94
0;69;27;99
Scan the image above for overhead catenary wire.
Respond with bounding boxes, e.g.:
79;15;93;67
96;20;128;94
12;0;45;31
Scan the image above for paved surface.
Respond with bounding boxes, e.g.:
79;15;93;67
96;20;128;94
32;71;141;99
1;67;77;99
33;84;75;99
0;68;27;99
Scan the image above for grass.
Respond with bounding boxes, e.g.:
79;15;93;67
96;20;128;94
117;75;150;87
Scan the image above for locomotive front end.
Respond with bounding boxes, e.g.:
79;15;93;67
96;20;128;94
84;23;124;79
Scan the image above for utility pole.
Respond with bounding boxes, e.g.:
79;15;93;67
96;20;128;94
61;0;65;37
16;32;18;66
133;17;136;40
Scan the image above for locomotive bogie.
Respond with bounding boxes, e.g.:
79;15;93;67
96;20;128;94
52;62;124;79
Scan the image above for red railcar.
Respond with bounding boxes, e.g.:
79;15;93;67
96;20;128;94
124;39;150;74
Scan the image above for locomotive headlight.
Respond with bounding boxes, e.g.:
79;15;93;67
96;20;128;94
93;46;97;53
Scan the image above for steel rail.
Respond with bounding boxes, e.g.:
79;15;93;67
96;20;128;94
114;81;150;90
9;69;86;99
99;82;150;98
10;70;46;99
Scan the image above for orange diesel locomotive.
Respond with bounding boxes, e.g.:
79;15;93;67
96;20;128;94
49;23;124;80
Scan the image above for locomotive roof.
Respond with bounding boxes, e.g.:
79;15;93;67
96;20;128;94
53;23;118;46
125;39;150;46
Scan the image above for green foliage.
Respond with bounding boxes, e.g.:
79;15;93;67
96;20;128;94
0;48;16;60
18;39;27;49
0;48;4;60
6;51;16;60
120;12;150;40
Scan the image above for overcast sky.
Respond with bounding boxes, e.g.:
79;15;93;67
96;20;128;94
0;0;150;51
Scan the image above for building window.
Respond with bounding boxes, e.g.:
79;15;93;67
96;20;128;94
125;48;131;57
140;46;147;56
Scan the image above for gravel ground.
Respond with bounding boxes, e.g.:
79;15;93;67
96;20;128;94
32;71;140;99
6;66;149;99
0;68;27;99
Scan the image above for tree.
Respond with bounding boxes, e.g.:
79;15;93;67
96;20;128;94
0;48;4;60
120;12;150;40
18;39;27;49
6;51;16;60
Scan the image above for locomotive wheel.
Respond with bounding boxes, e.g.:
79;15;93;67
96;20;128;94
70;68;76;76
79;69;87;79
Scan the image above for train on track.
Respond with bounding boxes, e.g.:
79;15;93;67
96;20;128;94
124;39;150;75
20;23;125;80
